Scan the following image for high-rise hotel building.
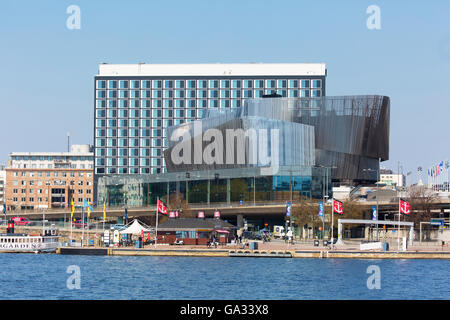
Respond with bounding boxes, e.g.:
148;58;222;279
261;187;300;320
94;63;326;179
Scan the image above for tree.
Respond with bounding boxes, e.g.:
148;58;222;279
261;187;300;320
291;196;322;238
337;199;367;239
340;199;366;220
405;185;438;240
167;191;194;218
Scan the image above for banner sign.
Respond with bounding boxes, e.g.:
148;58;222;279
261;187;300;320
318;202;323;217
372;206;377;220
286;202;291;217
113;230;120;244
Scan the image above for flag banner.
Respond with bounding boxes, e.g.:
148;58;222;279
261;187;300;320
157;200;167;215
2;204;6;215
333;199;343;215
318;201;323;217
400;199;411;215
103;202;106;220
71;199;75;218
286;202;291;217
84;199;93;217
372;206;377;220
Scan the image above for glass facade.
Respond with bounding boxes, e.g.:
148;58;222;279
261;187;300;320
97;166;331;208
94;75;325;177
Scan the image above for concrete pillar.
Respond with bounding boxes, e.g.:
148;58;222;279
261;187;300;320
336;219;345;245
409;226;414;245
166;182;169;206
207;180;210;205
237;214;244;228
227;178;230;205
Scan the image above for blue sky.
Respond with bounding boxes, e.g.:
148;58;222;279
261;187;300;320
1;0;449;184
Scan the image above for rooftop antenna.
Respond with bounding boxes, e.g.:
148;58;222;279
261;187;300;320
67;132;70;152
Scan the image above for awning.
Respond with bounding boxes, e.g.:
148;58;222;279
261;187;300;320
120;219;153;235
214;229;230;234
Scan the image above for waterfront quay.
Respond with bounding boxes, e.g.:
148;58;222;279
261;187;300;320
4;224;450;259
57;239;450;259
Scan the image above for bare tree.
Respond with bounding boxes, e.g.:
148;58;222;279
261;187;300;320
337;199;367;239
167;192;193;218
291;196;322;238
406;185;438;240
340;199;367;220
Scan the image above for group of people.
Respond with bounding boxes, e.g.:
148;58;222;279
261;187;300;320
206;235;219;248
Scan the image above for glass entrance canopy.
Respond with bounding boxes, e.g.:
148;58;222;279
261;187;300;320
97;165;331;208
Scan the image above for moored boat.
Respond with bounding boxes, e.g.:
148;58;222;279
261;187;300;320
0;233;60;253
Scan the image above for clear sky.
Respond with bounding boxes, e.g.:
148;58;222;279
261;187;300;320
1;0;449;185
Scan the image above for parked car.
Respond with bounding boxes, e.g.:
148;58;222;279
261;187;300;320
72;220;92;229
258;229;271;242
273;225;285;239
242;231;256;240
12;217;33;226
110;224;126;231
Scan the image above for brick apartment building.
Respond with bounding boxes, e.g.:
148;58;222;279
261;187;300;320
5;145;94;211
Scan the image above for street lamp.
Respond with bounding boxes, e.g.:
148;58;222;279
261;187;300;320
185;172;190;205
315;165;335;241
363;160;380;241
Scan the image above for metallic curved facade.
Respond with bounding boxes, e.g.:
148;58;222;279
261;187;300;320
164;95;390;184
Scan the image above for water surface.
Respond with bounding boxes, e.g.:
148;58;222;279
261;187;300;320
0;254;448;300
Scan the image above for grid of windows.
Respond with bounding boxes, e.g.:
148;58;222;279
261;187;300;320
95;76;325;175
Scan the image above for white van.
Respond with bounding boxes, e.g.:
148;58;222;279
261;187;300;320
273;225;285;239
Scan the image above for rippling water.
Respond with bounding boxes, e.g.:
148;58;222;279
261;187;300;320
0;254;448;300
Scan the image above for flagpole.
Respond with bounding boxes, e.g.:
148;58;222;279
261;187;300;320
87;205;90;245
331;198;334;244
155;196;159;247
82;197;85;247
445;160;449;192
70;211;73;245
398;196;400;251
103;202;105;233
70;204;73;245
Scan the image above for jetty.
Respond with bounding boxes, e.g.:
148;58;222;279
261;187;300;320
57;245;450;259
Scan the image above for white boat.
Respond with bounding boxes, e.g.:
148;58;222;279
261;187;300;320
0;233;60;253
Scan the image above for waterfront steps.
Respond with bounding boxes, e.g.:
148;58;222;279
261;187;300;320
56;247;450;259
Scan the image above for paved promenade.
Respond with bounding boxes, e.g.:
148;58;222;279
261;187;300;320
61;238;450;255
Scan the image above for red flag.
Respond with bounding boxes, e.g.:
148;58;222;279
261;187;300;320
400;199;411;215
333;199;343;215
157;200;167;215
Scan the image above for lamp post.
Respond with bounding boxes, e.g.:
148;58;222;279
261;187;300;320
316;165;334;241
363;159;380;241
185;172;190;206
